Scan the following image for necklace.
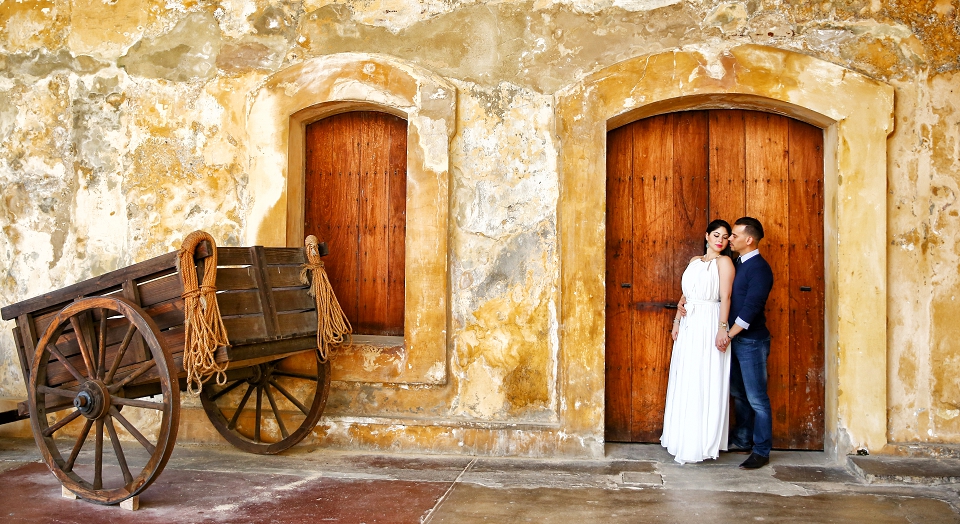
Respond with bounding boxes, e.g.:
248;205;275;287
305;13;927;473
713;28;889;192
701;254;719;263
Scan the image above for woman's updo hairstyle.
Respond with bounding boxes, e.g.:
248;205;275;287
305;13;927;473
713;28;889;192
704;219;733;258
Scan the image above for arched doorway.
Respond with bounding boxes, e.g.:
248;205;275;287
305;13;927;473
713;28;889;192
604;109;825;450
304;111;407;336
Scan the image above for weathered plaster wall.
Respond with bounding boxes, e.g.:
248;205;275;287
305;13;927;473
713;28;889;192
0;0;958;454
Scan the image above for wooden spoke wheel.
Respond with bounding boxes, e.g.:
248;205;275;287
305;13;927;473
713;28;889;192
28;296;179;505
200;351;330;454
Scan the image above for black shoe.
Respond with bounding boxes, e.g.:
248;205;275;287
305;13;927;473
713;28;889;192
739;453;769;469
726;446;752;454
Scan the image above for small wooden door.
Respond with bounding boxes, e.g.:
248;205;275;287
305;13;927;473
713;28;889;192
605;109;825;450
304;111;407;336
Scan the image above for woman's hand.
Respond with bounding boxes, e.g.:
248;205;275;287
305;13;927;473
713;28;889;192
715;330;730;352
671;322;680;341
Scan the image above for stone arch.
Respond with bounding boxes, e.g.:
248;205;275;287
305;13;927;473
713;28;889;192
556;44;894;459
245;53;456;385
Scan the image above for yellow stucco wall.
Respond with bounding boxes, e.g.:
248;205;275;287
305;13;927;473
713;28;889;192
0;0;958;458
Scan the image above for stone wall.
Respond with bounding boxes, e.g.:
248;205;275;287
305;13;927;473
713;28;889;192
0;0;957;455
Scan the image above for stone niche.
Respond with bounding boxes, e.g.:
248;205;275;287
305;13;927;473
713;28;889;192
245;54;456;386
557;44;894;459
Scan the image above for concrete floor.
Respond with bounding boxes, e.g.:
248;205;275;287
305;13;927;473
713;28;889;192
0;438;958;523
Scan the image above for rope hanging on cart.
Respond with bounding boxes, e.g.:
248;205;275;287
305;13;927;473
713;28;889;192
300;235;352;362
177;230;229;394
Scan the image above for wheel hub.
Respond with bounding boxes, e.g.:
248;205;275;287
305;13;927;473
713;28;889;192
74;380;110;420
250;364;271;387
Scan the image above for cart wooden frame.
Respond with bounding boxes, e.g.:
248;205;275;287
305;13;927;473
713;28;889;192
0;241;331;505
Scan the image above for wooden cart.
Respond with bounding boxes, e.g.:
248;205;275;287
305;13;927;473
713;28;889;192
0;240;331;505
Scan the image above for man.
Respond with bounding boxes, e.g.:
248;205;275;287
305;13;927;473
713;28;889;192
719;217;774;469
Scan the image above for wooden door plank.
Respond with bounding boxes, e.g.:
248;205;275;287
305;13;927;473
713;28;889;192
605;124;634;442
744;112;792;447
787;119;825;450
358;113;391;334
631;114;677;442
305;117;333;249
337;112;363;327
629;115;661;441
656;112;709;441
386;114;407;335
630;111;709;443
674;111;710;260
708;110;746;222
306;113;361;325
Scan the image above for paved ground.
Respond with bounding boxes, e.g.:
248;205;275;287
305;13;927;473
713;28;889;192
0;437;958;523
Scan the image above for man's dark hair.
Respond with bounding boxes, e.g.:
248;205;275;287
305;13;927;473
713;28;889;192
735;216;764;242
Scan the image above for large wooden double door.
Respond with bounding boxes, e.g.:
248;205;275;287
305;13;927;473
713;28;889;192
605;109;825;450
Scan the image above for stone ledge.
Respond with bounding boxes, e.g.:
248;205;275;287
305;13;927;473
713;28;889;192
848;455;960;485
881;442;960;460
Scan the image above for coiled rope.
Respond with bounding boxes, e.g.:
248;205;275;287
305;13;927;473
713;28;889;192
299;235;352;362
177;230;229;394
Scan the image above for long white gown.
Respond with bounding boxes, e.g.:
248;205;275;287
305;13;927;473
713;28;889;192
660;257;731;464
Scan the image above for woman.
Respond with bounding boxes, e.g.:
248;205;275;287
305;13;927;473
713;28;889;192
660;219;736;464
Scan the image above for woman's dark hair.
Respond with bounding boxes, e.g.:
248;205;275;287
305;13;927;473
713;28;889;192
705;219;733;258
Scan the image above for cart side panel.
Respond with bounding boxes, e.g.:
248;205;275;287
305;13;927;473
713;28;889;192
276;312;318;339
5;243;319;393
2;244;219;392
12;318;35;390
0;244;214;321
265;248;315;342
220;246;317;363
271;289;315;311
265;266;309;288
216;291;263;316
262;247;309;266
216;247;256;266
34;271;186;389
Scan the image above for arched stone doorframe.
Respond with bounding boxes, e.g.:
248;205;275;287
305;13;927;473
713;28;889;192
244;53;456;385
556;44;894;460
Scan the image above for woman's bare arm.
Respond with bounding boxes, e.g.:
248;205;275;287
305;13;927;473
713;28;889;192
715;256;735;351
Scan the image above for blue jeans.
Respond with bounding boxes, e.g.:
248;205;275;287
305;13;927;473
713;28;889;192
729;336;772;457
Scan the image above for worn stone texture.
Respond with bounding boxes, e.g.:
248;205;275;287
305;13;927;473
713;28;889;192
0;0;958;458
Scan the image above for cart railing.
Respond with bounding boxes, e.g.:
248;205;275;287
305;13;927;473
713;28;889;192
1;242;320;408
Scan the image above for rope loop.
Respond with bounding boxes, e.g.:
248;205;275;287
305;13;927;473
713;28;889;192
300;235;352;362
178;230;229;395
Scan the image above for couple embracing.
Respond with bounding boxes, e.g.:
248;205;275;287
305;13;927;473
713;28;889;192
660;217;774;469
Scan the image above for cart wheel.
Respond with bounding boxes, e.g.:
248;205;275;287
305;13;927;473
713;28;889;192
200;351;330;454
28;296;179;505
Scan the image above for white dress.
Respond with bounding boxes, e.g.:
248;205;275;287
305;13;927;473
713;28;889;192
660;257;731;464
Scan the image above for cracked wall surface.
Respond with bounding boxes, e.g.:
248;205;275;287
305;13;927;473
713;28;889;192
0;0;958;454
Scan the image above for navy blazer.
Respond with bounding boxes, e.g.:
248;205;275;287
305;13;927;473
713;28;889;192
729;253;774;340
